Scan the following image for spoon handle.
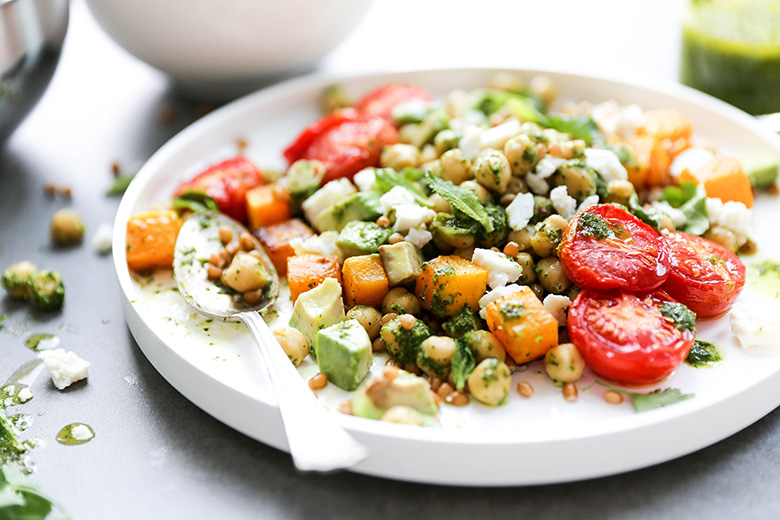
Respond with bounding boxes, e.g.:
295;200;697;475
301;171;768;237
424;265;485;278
238;310;368;472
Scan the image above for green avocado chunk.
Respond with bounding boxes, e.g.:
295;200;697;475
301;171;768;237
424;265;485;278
336;221;393;258
378;241;424;287
741;154;779;190
315;319;373;391
314;192;383;232
352;369;439;420
289;277;345;353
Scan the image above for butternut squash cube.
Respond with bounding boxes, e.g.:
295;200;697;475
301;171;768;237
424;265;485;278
246;184;292;230
342;254;389;308
484;285;558;364
680;155;754;208
286;254;342;303
126;210;182;272
254;218;314;275
415;255;488;318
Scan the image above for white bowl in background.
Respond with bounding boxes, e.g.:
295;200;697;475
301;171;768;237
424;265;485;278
84;0;374;100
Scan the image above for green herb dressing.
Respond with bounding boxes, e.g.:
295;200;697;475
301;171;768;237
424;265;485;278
746;260;780;298
685;339;724;367
23;334;57;352
56;423;95;446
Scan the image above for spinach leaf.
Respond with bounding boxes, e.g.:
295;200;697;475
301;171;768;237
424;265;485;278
424;173;493;232
106;174;136;196
172;190;219;213
659;181;709;235
595;381;694;413
0;465;65;520
451;338;476;391
660;181;698;208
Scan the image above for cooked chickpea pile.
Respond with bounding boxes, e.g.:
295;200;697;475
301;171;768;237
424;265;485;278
206;225;270;304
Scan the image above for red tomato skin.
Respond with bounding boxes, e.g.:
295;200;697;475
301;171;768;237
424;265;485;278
558;204;671;292
661;231;746;318
568;288;695;386
174;157;263;224
354;84;432;121
282;108;358;164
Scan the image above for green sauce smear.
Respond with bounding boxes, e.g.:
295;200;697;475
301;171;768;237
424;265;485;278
56;423;95;446
686;339;724;367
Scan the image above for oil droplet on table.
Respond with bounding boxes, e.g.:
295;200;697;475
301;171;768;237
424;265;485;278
24;333;59;352
56;423;94;445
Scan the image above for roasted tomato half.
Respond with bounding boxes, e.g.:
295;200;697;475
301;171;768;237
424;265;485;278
174;157;263;224
558;204;671;291
661;231;746;318
354;83;432;121
568;288;695;385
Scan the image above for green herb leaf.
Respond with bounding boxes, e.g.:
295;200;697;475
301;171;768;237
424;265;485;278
595;381;694;412
627;194;663;231
659;301;697;332
660;181;698;208
0;315;8;329
451;338;476;391
544;113;603;145
677;186;710;236
106;174;136;196
172;190;219;213
424;173;493;232
469;89;545;116
0;465;63;520
685;339;723;367
373;168;431;207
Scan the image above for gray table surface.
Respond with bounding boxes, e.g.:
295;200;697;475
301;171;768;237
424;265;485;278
2;1;779;518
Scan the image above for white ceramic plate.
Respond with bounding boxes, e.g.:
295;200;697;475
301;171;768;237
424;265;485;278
113;68;780;486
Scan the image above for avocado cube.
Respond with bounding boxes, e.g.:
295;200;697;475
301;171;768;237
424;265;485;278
352;370;439;420
336;221;393;258
315;319;373;391
378;241;424;287
313;192;383;232
289;277;345;353
741;154;779;190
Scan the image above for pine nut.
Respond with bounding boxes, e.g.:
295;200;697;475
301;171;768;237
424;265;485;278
219;226;233;245
604;390;624;405
388;233;404;245
446;391;469;406
517;381;534;398
206;264;223;281
562;383;578;402
308;372;328;390
437;382;454;399
376;216;391;228
503;241;520;258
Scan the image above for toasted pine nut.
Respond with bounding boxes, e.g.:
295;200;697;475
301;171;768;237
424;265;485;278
372;337;386;352
403;362;421;375
240;232;255;251
219;226;233;245
503;241;520;258
517;381;534;398
385;357;401;367
376;216;391;228
388;233;404;245
225;241;239;255
604;390;624;405
206;264;223;281
308;372;328;390
446;391;469;406
209;253;224;267
243;289;262;304
429;376;443;392
437;382;454;399
499;193;516;207
562;383;578;402
338;400;353;415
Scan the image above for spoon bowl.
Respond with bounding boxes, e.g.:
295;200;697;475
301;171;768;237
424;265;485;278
173;211;367;472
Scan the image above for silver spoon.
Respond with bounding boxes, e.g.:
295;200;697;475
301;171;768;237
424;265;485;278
173;210;367;471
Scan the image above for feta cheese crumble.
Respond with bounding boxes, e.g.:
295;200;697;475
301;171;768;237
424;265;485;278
730;302;780;348
38;349;90;390
550;185;577;219
353;168;377;192
478;284;524;319
91;223;113;255
290;231;341;259
302;178;356;224
669;147;714;179
506;192;535;231
543;294;572;325
393;204;436;233
70;424;94;441
379;185;417;213
459;124;485;160
706;198;752;246
472;249;523;289
480;119;521;150
405;227;433;248
584;148;628;182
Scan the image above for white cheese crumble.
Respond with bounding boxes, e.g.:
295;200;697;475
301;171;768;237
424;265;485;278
506;192;535;231
591;101;643;139
730;302;780;348
459;124;485;160
652;200;688;228
543;294;572;325
70;424;94;441
302;178;356;224
17;387;33;403
480;119;521;151
577;195;600;213
353;168;376;192
290;231;341;259
550;185;577;219
669;147;715;178
91;223;113;255
472;248;523;290
379;185;417;214
705;198;752;246
478;284;524;319
405;227;433;248
393;204;436;233
584;148;628;182
534;156;565;179
525;172;550;195
38;349;90;390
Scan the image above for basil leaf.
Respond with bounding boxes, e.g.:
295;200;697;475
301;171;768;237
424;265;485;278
451;338;476;391
659;181;698;208
595;381;694;413
627;194;663;232
425;173;493;232
106;174;136;196
172;190;219;213
678;186;709;236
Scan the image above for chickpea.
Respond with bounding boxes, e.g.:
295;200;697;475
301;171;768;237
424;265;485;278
536;257;572;295
419;144;438;164
467;358;512;406
544;343;585;383
459;180;491;204
398;123;420;145
489;71;525;92
417;336;457;376
272;326;310;366
380;144;420;171
530;215;568;257
381;287;421;316
434;129;460;156
472;150;511;193
548;139;586;160
380;405;425;426
460;330;506;363
319;84;351;113
515;253;537;284
439;149;473;185
552;161;597;200
50;208;85;245
603;179;636;206
507;225;535;253
1;261;37;298
504;134;540;176
380;318;403;359
504;175;529;195
428;194;452;214
221;252;268;293
346;305;383;339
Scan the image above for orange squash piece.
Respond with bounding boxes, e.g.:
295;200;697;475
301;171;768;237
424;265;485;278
342;254;389;308
246;184;292;231
484;285;558;364
126;210;182;272
636;109;693;142
286;254;342;303
679;155;754;208
254;218;314;275
415;255;488;318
